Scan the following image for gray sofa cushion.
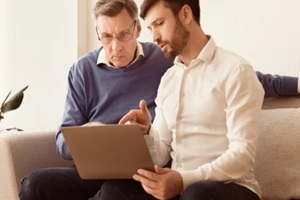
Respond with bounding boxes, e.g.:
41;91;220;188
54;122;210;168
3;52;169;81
255;108;300;200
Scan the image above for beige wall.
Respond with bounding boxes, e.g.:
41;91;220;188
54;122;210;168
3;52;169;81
0;0;77;131
201;0;300;76
77;0;98;57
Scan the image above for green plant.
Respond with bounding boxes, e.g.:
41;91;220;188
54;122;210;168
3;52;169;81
0;85;29;132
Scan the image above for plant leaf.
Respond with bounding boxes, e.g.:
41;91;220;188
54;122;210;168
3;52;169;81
6;127;24;131
1;85;29;114
1;91;11;111
0;127;24;132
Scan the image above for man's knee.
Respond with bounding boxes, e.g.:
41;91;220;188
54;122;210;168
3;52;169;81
100;180;156;200
101;180;122;193
19;168;64;200
19;169;47;199
180;182;258;200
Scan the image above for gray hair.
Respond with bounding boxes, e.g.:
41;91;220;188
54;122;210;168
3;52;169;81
92;0;138;23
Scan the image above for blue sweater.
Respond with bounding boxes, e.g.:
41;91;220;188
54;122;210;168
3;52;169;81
56;42;173;159
256;71;298;97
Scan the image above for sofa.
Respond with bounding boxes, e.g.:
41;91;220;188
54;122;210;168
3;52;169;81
255;96;300;200
0;96;300;200
0;130;74;200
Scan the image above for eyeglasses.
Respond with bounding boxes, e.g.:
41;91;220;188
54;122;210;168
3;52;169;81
96;21;137;44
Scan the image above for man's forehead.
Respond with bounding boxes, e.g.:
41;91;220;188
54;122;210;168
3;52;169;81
145;3;172;25
96;15;133;31
96;8;134;27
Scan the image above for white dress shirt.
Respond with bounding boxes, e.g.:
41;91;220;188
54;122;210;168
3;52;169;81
145;37;264;197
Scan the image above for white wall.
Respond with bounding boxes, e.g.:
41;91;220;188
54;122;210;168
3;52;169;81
0;0;77;131
1;0;299;131
200;0;300;76
78;0;99;57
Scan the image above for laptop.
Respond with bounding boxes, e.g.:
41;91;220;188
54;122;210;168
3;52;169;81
61;124;155;179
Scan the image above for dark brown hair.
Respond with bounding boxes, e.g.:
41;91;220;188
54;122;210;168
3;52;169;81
140;0;200;24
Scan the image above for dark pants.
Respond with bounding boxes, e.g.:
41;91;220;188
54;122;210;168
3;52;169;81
19;166;103;200
19;166;260;200
90;179;260;200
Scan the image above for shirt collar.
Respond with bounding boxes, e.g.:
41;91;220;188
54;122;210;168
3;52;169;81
97;42;144;67
174;35;216;66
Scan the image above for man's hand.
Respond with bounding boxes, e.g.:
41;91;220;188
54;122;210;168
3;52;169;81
133;165;183;200
119;99;152;135
81;121;105;126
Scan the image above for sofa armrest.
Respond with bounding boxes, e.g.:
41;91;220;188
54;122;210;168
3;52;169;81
0;130;73;200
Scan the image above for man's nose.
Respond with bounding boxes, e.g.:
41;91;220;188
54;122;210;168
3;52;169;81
111;38;123;51
152;29;160;43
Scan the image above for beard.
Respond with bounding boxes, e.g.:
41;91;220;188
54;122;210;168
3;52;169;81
159;18;190;59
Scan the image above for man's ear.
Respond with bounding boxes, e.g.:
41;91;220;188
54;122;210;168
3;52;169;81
180;5;193;24
135;20;142;38
95;27;100;41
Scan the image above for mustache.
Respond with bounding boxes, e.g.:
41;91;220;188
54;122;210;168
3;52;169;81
156;39;167;48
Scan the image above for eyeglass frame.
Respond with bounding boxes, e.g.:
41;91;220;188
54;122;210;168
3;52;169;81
96;20;137;44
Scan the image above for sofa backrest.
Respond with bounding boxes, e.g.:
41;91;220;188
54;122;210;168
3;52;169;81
255;96;300;200
262;96;300;109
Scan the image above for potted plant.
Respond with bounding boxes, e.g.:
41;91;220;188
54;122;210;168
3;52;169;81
0;86;29;132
